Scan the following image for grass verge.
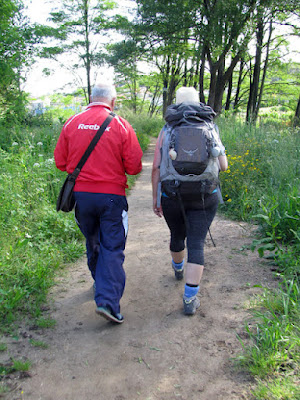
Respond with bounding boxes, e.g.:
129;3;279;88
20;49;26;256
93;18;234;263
217;115;299;399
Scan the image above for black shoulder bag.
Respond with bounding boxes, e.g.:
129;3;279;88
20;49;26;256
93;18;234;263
56;112;115;212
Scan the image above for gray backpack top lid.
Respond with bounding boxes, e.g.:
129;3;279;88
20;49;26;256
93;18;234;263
164;102;216;126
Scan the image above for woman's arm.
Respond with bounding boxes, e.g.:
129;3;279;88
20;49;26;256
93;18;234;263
218;154;228;171
151;132;164;217
213;124;228;172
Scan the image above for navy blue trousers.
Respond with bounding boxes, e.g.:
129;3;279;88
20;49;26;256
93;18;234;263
74;192;128;315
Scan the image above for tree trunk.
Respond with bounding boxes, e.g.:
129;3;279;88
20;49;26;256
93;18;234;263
210;53;240;114
148;82;161;117
167;76;177;106
183;59;188;86
188;54;196;87
165;55;182;109
225;71;233;111
83;0;91;103
194;54;200;90
214;81;226;114
233;59;244;111
205;42;241;113
246;17;264;123
254;19;273;121
294;94;300;127
207;64;218;108
162;56;170;116
133;74;137;114
213;57;225;113
198;47;206;103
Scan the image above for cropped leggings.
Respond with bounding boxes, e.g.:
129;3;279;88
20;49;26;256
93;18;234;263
161;192;219;265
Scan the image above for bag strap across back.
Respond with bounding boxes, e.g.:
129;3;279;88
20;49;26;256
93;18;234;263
71;112;115;179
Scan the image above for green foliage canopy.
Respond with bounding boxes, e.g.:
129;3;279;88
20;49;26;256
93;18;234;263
0;0;36;122
41;0;117;103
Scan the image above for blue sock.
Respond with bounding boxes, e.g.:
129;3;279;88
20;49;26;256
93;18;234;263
184;284;199;298
172;259;184;271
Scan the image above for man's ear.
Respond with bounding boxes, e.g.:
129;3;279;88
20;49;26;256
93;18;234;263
111;98;116;110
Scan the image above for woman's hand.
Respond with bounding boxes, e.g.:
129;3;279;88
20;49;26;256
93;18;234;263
152;131;164;218
153;200;163;218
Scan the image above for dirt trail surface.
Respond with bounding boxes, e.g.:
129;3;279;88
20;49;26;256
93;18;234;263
3;140;276;400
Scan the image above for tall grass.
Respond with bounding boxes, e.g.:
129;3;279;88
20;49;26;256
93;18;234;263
218;116;300;399
0;112;153;332
219;117;299;271
0;123;84;329
219;118;299;237
120;108;164;137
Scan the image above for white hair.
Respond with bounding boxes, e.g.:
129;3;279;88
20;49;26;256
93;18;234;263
91;84;117;102
176;87;199;104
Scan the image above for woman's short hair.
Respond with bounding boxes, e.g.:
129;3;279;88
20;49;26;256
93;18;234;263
176;87;199;104
91;84;117;102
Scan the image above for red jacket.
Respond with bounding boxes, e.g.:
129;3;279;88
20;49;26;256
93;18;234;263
54;103;143;196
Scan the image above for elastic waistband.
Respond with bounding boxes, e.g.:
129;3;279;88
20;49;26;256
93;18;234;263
74;181;126;196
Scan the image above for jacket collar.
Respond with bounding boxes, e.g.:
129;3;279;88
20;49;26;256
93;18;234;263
87;102;112;110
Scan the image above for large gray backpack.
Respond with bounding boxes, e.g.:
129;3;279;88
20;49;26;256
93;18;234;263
160;102;222;198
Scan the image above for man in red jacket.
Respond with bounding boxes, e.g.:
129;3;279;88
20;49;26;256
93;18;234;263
54;84;143;324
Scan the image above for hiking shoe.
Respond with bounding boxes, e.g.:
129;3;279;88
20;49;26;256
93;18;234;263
96;306;124;324
183;295;200;315
172;263;184;280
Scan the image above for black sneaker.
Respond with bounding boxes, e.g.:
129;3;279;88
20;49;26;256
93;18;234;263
96;306;124;324
183;295;200;315
172;263;184;280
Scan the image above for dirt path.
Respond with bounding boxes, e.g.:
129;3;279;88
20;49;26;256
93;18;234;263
4;140;275;400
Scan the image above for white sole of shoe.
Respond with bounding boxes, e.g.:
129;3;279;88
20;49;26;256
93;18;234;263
95;307;124;324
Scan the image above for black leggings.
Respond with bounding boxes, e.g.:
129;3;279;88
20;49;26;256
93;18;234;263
161;193;219;265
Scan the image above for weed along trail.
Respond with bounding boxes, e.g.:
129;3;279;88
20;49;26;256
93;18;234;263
9;139;275;400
